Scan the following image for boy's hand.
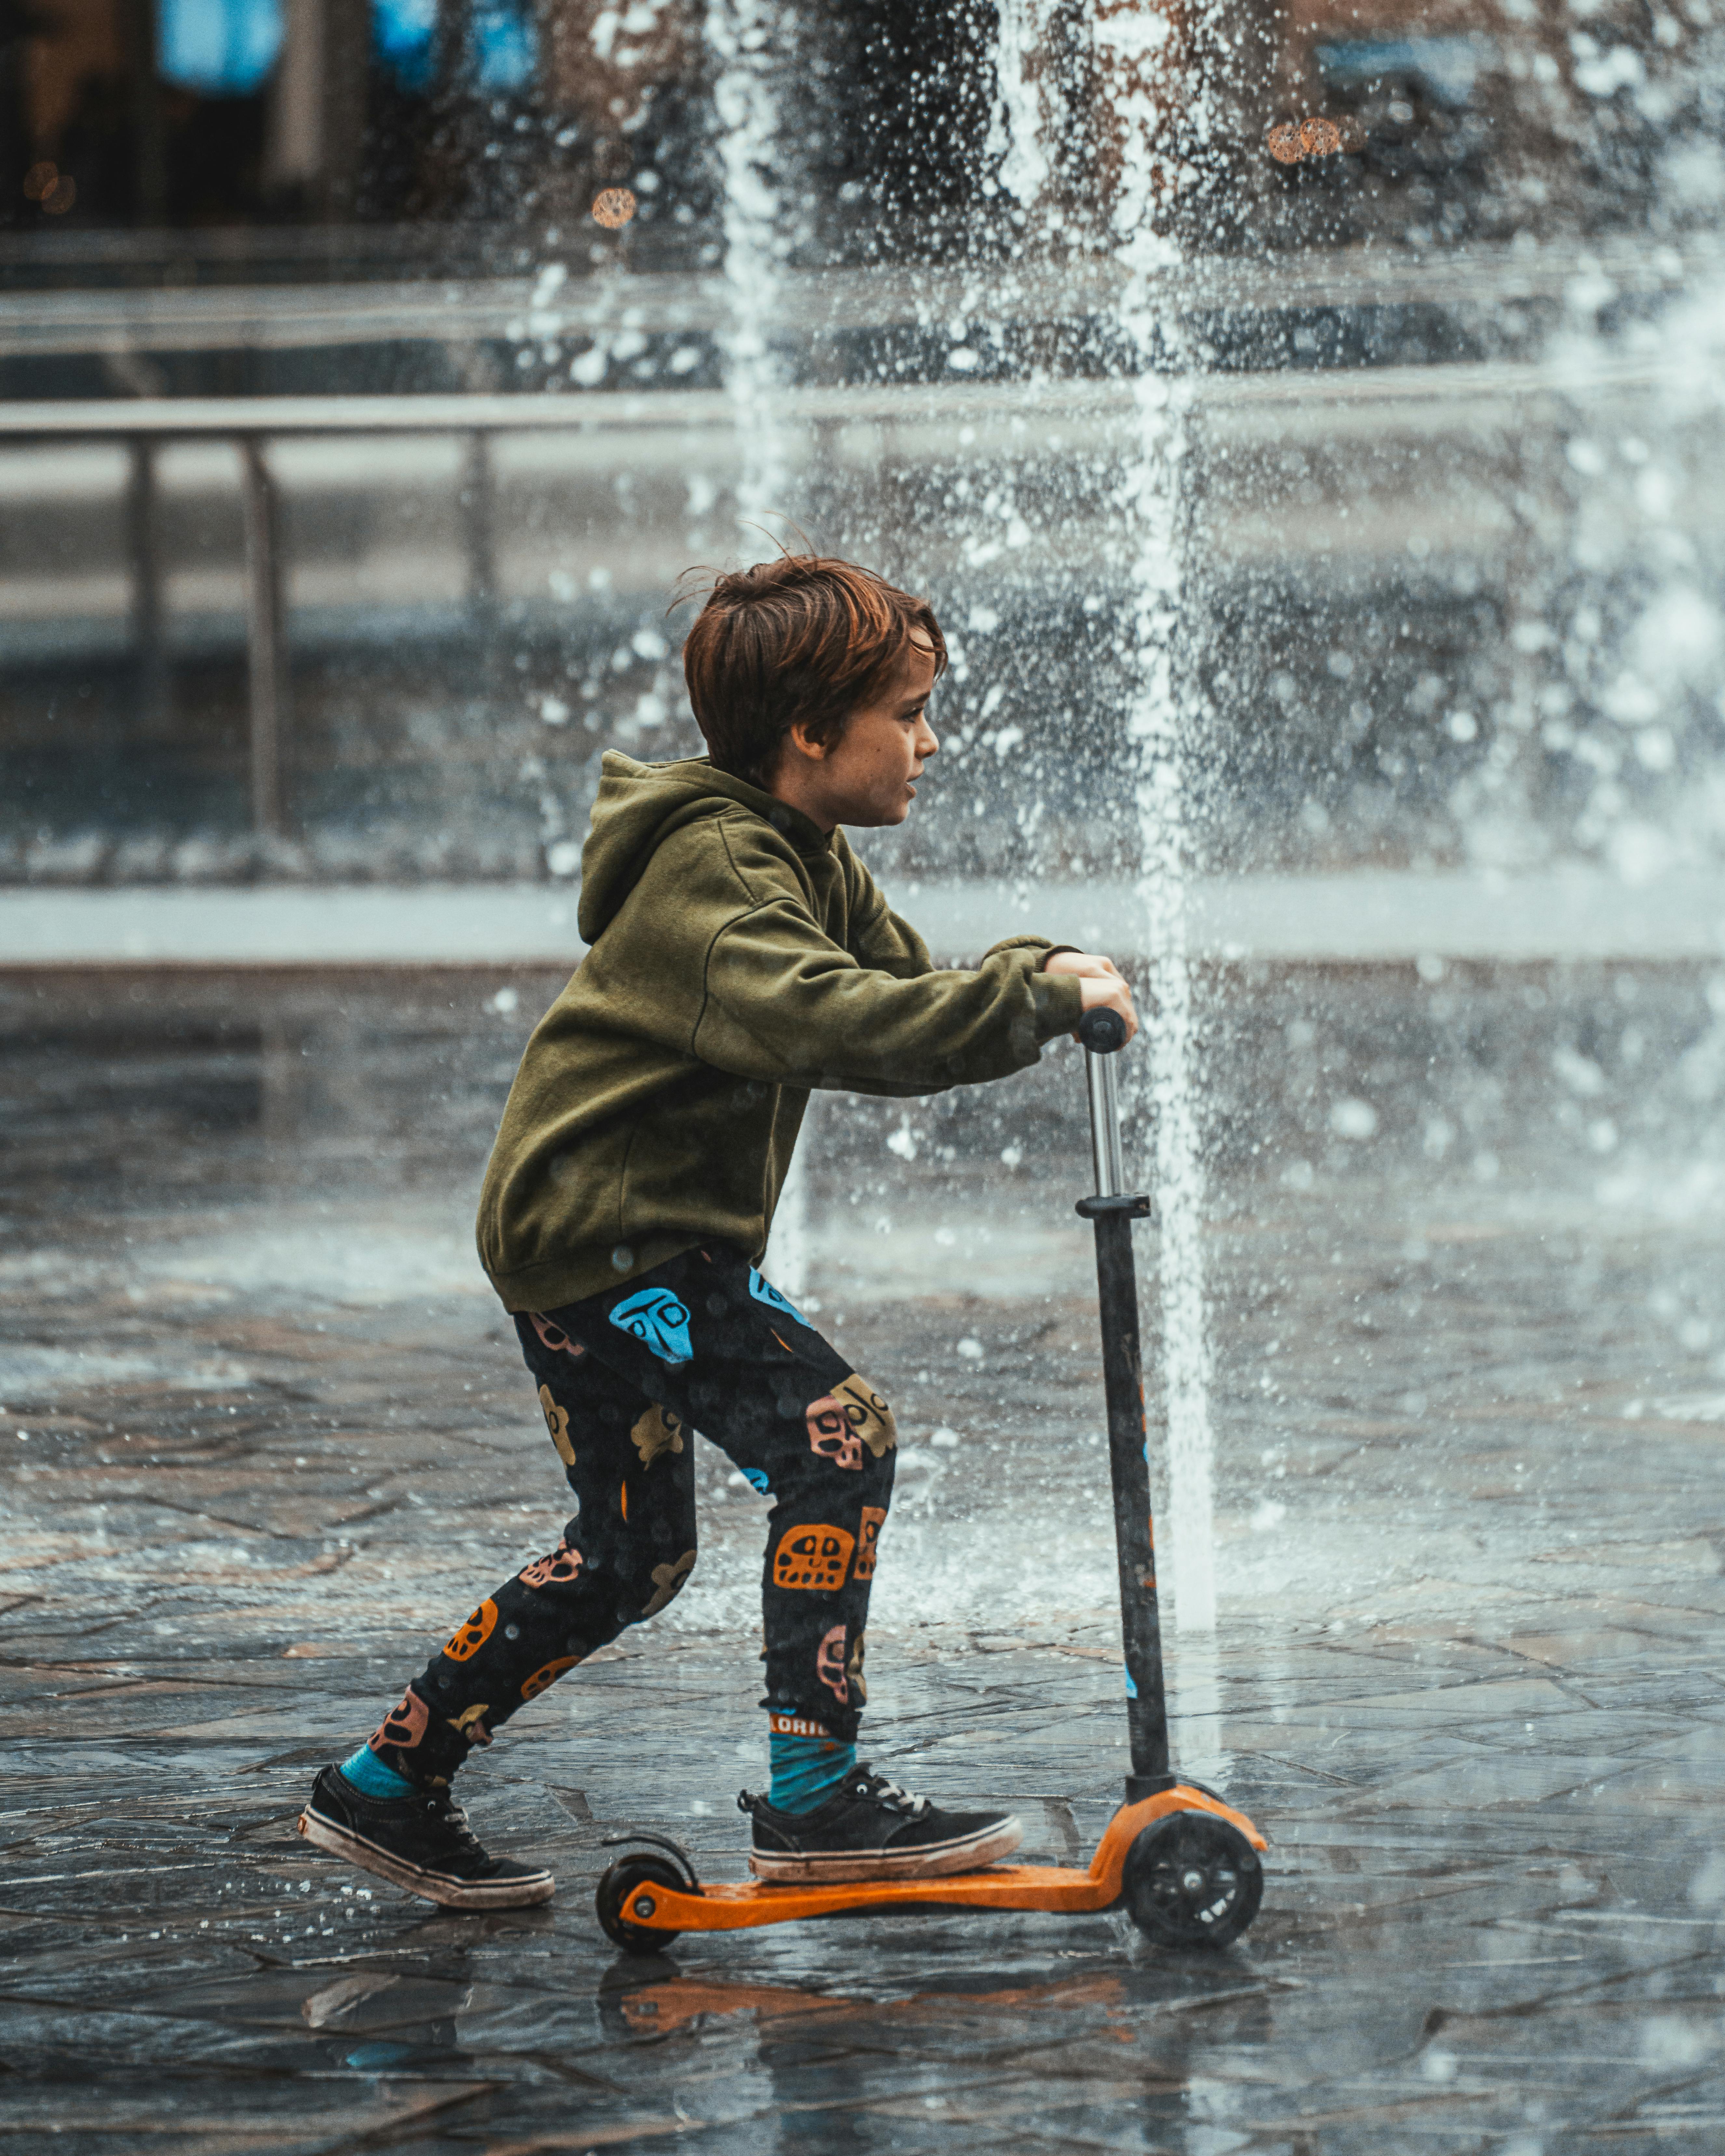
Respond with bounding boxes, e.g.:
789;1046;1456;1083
1043;950;1138;1045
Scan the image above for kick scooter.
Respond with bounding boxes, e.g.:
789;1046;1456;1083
596;1006;1267;1953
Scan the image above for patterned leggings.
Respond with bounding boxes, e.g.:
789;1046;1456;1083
370;1242;897;1786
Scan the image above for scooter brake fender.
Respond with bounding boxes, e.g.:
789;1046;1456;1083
1088;1788;1269;1905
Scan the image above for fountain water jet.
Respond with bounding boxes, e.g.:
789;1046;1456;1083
987;0;1061;220
1118;364;1218;1639
707;0;793;525
1111;109;1219;1637
707;0;813;1301
992;7;1219;1631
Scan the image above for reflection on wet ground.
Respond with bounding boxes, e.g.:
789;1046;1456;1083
2;967;1722;2153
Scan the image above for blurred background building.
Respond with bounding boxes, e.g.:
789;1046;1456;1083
2;0;1711;259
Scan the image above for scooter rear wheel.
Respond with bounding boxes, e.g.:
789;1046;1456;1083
596;1853;687;1955
1123;1811;1263;1949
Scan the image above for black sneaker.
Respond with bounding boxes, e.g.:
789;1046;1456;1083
297;1765;555;1910
741;1767;1023;1884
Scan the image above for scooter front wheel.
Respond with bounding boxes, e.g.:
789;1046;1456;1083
1123;1811;1263;1949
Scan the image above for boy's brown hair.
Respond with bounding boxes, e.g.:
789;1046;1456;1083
677;554;946;789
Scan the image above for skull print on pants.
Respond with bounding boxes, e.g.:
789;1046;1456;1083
366;1241;896;1786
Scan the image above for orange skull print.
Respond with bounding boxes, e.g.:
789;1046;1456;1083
528;1311;587;1360
519;1540;583;1590
520;1655;582;1701
854;1505;886;1582
370;1685;431;1758
444;1599;499;1662
772;1525;856;1591
804;1394;862;1470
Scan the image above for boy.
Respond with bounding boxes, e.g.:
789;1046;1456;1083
298;554;1137;1908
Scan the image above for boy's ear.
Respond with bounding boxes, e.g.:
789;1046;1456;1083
784;718;829;763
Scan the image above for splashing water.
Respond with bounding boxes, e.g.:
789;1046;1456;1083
709;0;812;1298
1137;766;1219;1639
1111;114;1218;1635
1167;1629;1230;1786
1112;357;1218;1636
986;0;1059;218
707;0;792;523
1004;10;1213;1632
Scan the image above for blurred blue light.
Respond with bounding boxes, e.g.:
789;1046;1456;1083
158;0;283;94
374;0;437;92
373;0;538;94
476;2;537;92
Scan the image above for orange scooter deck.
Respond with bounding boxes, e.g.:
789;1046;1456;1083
617;1785;1266;1936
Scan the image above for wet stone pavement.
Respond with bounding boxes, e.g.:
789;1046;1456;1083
2;966;1723;2154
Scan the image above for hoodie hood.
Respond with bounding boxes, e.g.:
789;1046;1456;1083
577;752;830;944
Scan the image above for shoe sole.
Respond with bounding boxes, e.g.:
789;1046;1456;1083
297;1805;556;1910
748;1815;1024;1885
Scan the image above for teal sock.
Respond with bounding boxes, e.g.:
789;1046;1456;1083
340;1744;418;1800
768;1716;855;1814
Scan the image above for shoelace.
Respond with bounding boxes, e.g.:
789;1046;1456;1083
736;1770;931;1818
423;1794;484;1856
852;1771;929;1818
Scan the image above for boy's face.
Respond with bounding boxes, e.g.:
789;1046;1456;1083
778;631;941;831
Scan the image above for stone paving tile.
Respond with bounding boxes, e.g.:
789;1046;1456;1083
2;970;1723;2151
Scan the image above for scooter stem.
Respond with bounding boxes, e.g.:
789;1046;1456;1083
1075;1006;1173;1797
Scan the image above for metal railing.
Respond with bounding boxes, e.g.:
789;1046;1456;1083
0;354;1682;834
0;394;599;836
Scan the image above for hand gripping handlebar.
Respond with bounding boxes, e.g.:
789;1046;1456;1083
1077;1005;1129;1056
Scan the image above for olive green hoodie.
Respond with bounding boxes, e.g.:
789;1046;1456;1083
476;752;1085;1313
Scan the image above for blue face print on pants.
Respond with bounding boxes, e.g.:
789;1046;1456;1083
609;1286;694;1365
742;1466;771;1494
749;1268;808;1328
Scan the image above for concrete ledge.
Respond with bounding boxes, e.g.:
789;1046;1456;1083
5;870;1724;967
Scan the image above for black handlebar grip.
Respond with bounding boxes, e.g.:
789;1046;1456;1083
1078;1006;1129;1055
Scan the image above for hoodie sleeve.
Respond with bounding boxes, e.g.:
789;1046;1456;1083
837;840;934;978
692;892;1085;1097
